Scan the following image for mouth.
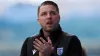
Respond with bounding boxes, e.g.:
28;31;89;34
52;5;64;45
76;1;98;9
46;21;53;26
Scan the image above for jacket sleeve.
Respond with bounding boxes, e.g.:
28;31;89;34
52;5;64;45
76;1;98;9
67;35;82;56
20;37;30;56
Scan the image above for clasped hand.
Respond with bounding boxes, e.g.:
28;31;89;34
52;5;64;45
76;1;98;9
33;37;54;56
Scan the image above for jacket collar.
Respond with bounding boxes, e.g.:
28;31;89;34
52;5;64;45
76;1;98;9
39;25;62;44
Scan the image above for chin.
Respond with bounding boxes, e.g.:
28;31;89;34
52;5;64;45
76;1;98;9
46;28;53;32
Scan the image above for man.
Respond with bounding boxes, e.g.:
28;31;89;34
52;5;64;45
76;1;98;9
20;1;82;56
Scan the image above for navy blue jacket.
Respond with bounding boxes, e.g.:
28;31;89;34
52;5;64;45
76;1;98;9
20;26;82;56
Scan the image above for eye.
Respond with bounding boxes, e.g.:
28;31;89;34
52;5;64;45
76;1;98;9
51;11;57;15
41;12;47;16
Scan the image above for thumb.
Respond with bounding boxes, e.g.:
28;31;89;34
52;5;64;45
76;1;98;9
52;47;54;51
47;37;52;44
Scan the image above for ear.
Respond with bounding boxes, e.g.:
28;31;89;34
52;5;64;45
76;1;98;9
37;18;40;24
37;18;39;21
58;15;60;20
58;15;61;23
59;14;60;19
59;14;60;18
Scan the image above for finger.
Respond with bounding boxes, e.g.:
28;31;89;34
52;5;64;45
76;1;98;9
33;40;45;50
33;45;42;52
33;41;41;48
52;47;54;51
40;37;47;44
47;37;52;45
35;38;43;45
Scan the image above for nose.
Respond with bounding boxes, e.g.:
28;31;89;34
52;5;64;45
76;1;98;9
46;13;52;19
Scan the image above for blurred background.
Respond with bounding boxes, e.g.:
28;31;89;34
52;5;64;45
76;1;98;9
0;0;100;56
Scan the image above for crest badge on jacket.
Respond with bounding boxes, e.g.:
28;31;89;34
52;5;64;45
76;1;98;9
57;47;63;56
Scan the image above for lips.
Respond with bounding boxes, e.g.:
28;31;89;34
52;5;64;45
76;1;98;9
46;21;52;25
47;22;52;24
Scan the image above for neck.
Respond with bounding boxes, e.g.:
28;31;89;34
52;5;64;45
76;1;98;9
42;24;60;38
43;30;51;38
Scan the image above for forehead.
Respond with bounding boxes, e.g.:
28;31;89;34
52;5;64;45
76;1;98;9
39;5;57;13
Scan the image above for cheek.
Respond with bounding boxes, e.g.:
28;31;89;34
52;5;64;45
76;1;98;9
53;16;60;23
39;19;45;25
